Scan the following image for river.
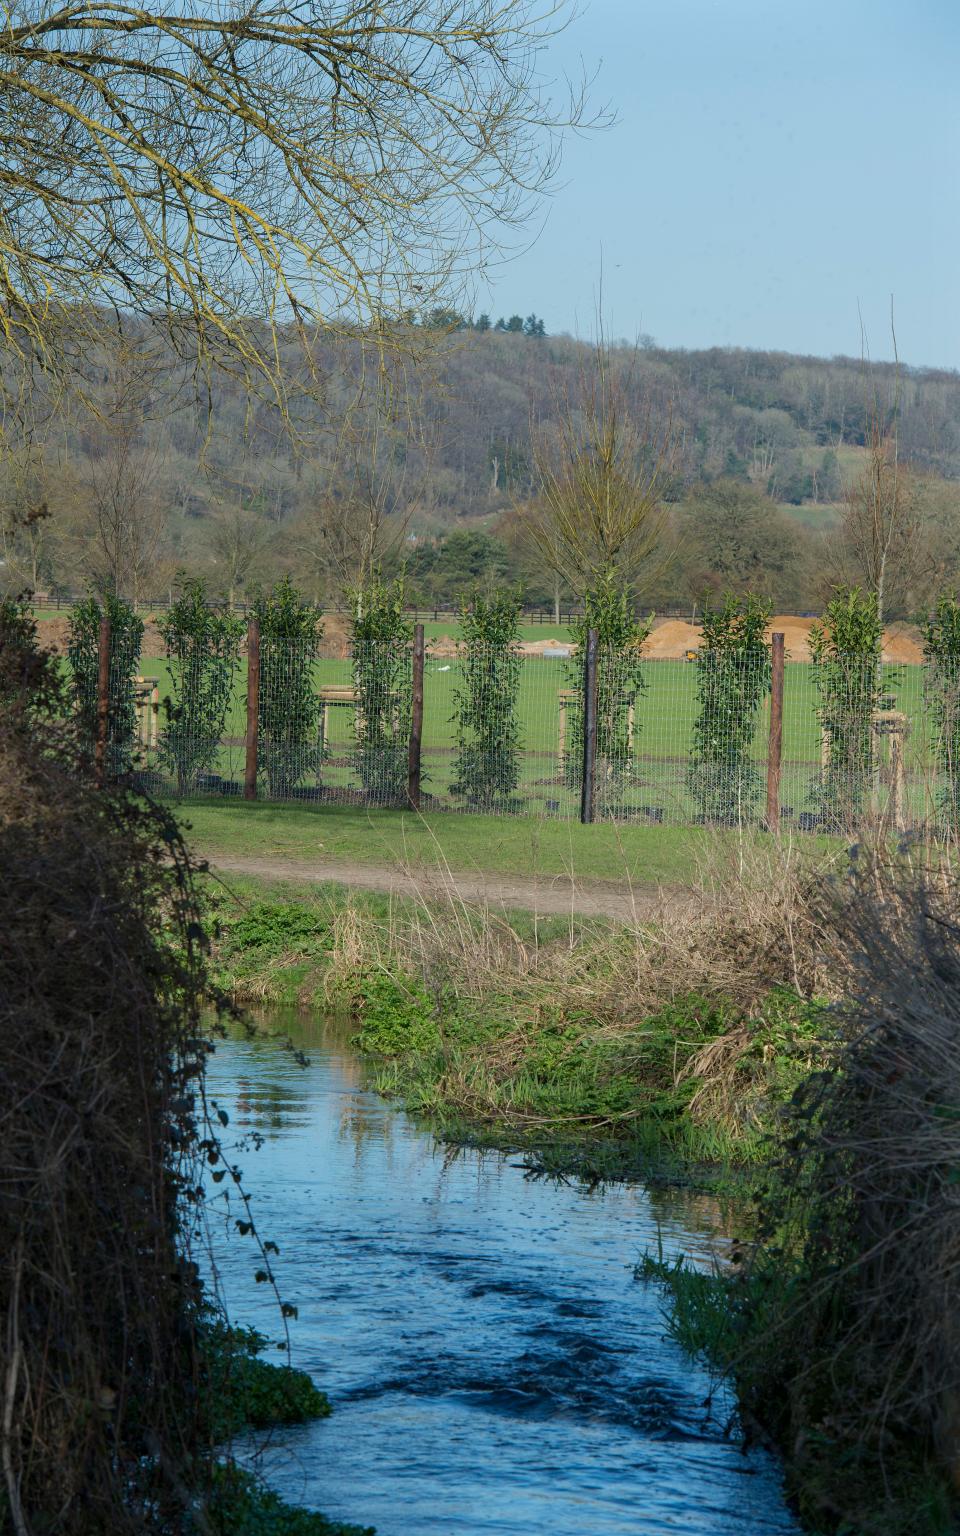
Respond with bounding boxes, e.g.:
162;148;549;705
204;1016;798;1535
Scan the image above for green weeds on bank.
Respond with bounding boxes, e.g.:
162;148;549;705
199;1317;331;1439
207;1463;374;1536
203;864;832;1176
194;1318;366;1536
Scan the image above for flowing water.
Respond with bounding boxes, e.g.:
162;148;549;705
205;1017;798;1536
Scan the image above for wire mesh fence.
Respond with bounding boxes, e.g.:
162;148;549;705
79;627;960;837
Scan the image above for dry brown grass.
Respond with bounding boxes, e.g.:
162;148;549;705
331;823;843;1026
718;844;960;1530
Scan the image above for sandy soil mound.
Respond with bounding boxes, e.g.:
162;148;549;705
766;615;923;665
645;619;702;657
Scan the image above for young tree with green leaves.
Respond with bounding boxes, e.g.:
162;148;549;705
810;586;885;830
688;594;772;826
565;577;651;804
67;592;144;777
922;594;960;835
157;578;244;796
252;577;325;799
451;589;523;810
350;577;413;804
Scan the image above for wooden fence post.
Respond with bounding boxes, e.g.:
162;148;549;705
580;627;599;825
94;615;111;789
766;631;785;833
244;618;260;801
408;623;425;810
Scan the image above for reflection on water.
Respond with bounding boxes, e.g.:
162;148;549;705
205;1014;797;1536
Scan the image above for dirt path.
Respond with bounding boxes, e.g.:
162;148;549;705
203;852;687;924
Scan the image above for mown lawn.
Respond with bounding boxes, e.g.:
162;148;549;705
178;798;725;886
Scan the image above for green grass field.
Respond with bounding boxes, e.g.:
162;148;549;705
134;648;934;827
180;798;776;887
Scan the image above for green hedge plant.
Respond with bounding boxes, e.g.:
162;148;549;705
565;576;651;810
67;592;144;776
688;593;771;827
451;588;523;810
350;577;413;805
252;577;325;799
157;577;243;796
810;586;886;831
922;594;960;836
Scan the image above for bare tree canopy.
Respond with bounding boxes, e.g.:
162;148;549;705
523;336;676;596
0;0;588;383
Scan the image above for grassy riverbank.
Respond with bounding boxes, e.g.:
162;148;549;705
641;858;960;1536
202;838;960;1534
181;798;709;886
204;833;834;1178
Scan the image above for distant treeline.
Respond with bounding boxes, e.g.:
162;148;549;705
2;326;959;617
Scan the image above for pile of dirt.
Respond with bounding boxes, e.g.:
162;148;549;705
640;614;925;664
428;632;463;658
881;625;924;665
767;615;924;665
645;619;702;657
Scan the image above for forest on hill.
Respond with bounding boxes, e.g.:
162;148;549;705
3;322;960;617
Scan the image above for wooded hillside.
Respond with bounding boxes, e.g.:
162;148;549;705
3;325;960;615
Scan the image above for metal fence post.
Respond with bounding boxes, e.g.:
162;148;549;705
244;618;260;801
766;631;785;833
94;615;111;789
580;627;598;825
408;623;425;810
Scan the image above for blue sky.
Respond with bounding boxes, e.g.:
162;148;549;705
480;0;959;368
